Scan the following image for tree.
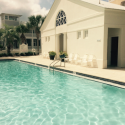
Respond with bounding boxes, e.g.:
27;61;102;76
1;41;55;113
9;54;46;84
0;29;4;40
2;25;20;54
27;15;46;54
16;24;29;44
0;29;4;50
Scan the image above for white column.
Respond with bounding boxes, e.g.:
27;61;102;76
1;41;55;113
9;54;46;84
56;34;60;59
32;38;34;50
32;30;34;50
63;33;67;52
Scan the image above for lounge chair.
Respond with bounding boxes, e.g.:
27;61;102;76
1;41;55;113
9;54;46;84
65;53;74;63
77;54;88;66
46;52;49;59
72;54;80;64
43;52;46;58
87;55;95;67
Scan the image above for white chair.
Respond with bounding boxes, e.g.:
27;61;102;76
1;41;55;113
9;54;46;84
65;53;74;63
43;52;46;58
77;54;88;66
46;52;49;59
87;55;95;67
72;54;80;64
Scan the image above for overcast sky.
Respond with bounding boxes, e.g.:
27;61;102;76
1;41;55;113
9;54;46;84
0;0;108;22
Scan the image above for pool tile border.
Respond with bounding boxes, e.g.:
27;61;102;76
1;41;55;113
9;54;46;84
0;59;16;61
17;59;125;88
1;59;125;89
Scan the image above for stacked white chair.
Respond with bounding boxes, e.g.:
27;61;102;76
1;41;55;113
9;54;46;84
46;52;49;59
65;53;74;63
72;54;80;64
43;52;46;58
77;54;88;66
87;55;94;67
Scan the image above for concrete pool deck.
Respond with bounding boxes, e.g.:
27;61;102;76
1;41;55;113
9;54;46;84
0;56;125;88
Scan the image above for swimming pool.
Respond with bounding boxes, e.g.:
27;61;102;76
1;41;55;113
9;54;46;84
0;60;125;125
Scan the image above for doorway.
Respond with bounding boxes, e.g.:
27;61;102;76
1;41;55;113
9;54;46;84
111;37;118;66
59;34;64;52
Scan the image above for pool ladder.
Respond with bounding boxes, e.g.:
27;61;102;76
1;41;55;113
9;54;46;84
49;59;65;71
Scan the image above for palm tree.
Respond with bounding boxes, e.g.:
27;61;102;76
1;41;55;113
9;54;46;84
2;25;20;54
27;15;46;54
0;29;4;39
16;24;29;44
0;29;4;50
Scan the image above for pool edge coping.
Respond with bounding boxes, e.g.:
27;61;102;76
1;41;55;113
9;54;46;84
1;59;125;89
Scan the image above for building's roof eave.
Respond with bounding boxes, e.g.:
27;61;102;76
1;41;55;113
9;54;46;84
68;0;125;11
40;0;57;31
79;0;125;11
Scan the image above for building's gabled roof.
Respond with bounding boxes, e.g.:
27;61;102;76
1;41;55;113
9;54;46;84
41;0;125;31
79;0;125;11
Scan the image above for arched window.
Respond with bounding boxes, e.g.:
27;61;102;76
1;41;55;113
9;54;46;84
121;1;125;6
56;10;66;27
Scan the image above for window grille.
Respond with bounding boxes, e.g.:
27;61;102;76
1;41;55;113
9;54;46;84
56;11;66;27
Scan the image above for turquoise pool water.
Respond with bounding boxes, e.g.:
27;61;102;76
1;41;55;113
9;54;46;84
0;60;125;125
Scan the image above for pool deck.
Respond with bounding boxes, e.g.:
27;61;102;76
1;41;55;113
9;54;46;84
0;56;125;88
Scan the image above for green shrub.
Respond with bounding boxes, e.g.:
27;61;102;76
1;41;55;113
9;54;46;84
8;53;13;56
20;53;25;56
49;51;56;56
0;45;3;49
28;52;33;55
25;52;30;56
59;51;68;57
2;53;7;57
0;53;3;57
25;53;28;56
15;53;20;56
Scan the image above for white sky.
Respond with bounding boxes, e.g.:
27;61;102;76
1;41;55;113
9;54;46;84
0;0;53;22
0;0;107;22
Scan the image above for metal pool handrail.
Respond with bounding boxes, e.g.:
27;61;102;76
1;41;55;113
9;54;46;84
49;58;65;71
49;60;60;70
49;60;57;68
53;60;60;71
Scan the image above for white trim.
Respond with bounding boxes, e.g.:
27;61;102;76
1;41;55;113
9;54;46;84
67;13;104;26
67;24;104;33
41;24;104;37
105;24;125;28
42;28;55;33
41;13;103;33
42;24;104;36
41;34;55;38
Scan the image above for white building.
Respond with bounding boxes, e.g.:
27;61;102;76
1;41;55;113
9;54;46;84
40;0;125;69
109;0;125;6
0;13;41;53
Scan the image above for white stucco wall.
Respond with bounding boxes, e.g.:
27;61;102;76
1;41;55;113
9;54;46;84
107;28;121;66
103;9;125;68
67;26;104;68
42;35;56;53
41;0;105;68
